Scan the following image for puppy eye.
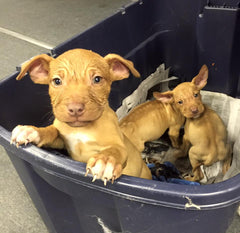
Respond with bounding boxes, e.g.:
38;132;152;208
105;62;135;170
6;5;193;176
194;93;198;98
93;76;102;84
52;77;62;86
178;100;183;105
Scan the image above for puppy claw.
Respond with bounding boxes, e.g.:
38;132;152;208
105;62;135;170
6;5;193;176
92;174;97;183
111;176;116;184
104;177;108;186
25;139;29;146
85;168;90;177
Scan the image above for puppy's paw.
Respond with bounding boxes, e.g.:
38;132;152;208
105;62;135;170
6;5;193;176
85;154;123;185
184;172;203;182
11;125;40;147
184;175;196;182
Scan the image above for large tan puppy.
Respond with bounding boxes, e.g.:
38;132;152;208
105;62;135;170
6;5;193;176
119;98;185;152
11;49;152;184
154;65;232;181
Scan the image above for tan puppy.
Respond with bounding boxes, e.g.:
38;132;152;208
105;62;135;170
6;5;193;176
11;49;152;184
154;65;232;181
119;97;185;152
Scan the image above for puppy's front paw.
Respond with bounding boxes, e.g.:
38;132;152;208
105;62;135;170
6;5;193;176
184;175;195;182
11;125;40;147
85;154;123;186
184;172;203;182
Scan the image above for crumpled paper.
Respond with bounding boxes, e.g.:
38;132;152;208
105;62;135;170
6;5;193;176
116;64;240;184
116;64;178;120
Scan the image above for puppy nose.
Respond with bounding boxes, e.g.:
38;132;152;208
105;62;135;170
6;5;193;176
190;106;199;114
67;103;85;116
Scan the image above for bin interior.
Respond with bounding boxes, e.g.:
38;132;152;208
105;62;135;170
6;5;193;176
0;1;240;233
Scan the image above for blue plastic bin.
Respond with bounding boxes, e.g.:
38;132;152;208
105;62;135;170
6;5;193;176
0;1;240;233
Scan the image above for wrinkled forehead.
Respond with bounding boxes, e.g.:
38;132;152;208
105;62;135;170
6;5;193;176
49;51;109;80
173;82;198;100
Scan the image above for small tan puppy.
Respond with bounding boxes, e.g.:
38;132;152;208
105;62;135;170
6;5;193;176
119;97;185;152
11;49;151;184
154;65;232;181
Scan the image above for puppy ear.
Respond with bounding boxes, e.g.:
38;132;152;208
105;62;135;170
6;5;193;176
191;64;208;90
16;54;53;84
104;54;140;81
153;91;174;104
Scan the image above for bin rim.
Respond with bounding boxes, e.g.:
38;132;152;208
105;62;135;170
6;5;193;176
0;126;239;211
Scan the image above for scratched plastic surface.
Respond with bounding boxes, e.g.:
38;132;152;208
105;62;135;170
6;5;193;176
0;0;240;233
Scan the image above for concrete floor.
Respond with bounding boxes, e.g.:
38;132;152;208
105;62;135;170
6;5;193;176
0;0;239;232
